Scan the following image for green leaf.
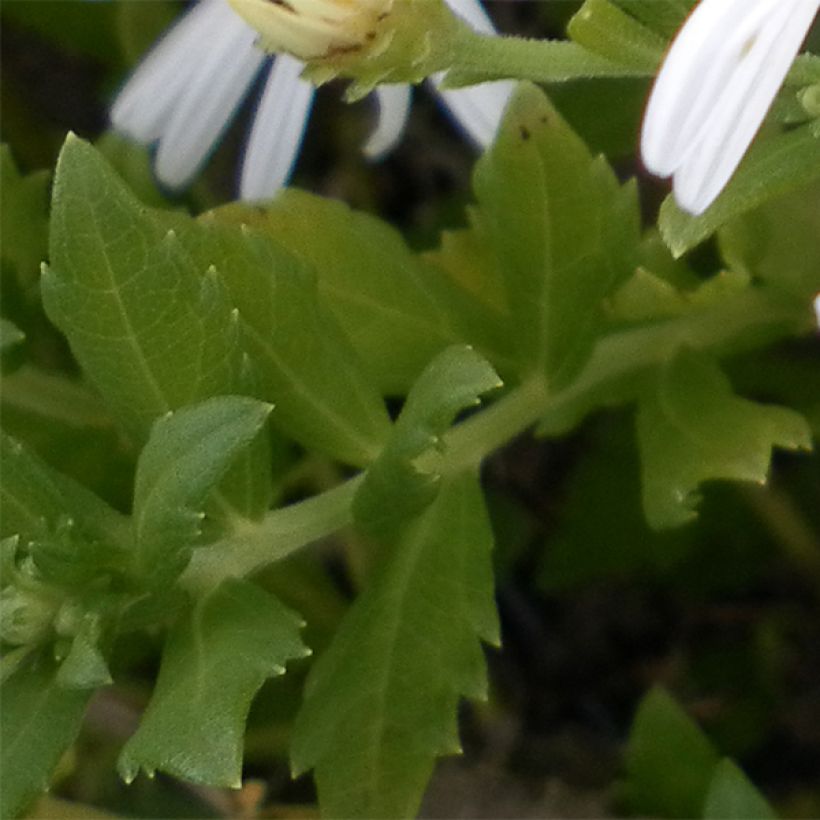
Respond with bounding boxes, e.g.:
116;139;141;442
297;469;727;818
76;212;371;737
610;0;691;38
637;348;813;529
0;653;91;819
292;472;499;819
131;396;272;586
624;686;720;818
353;345;501;537
718;179;820;300
703;759;776;820
159;212;391;466
118;578;308;788
659;124;820;257
43;134;240;440
213;191;463;394
472;83;640;385
0;431;126;549
567;0;666;73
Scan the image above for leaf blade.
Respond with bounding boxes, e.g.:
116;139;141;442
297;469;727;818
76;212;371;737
637;348;812;528
292;472;499;818
118;578;308;788
131;395;272;586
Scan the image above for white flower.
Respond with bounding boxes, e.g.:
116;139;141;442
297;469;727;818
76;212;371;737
111;0;512;202
641;0;819;215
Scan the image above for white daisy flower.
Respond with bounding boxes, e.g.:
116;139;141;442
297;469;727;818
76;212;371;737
111;0;513;202
641;0;819;215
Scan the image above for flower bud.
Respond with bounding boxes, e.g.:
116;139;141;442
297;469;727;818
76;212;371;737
0;584;57;646
228;0;463;97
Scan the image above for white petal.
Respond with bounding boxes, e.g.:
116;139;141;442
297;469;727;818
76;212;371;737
363;85;412;159
111;0;233;143
641;0;775;177
239;54;315;201
443;0;496;35
814;294;820;331
154;14;265;189
429;0;510;149
431;79;513;148
674;0;820;213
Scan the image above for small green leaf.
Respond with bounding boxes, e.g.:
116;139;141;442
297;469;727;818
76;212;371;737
624;686;720;818
0;653;91;820
292;472;499;819
43;135;240;440
55;615;112;690
118;578;308;788
637;348;812;529
703;759;776;820
659;124;820;257
353;345;501;537
473;83;640;384
213;192;462;394
131;396;272;586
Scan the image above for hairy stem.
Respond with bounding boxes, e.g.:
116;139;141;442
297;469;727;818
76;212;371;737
182;285;810;595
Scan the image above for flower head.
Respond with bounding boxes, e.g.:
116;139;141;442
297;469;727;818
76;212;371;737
226;0;394;63
228;0;462;95
111;0;511;201
641;0;819;215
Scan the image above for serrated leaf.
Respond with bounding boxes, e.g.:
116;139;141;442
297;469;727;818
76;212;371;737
659;124;820;257
703;759;776;819
118;578;307;788
0;653;91;819
624;686;721;819
292;472;499;819
637;348;812;529
131;396;272;586
213;191;463;394
353;345;500;537
473;83;640;385
176;219;391;466
43;134;240;440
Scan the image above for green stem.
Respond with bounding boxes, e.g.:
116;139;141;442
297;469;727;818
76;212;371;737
446;28;653;88
182;286;809;595
181;477;362;593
